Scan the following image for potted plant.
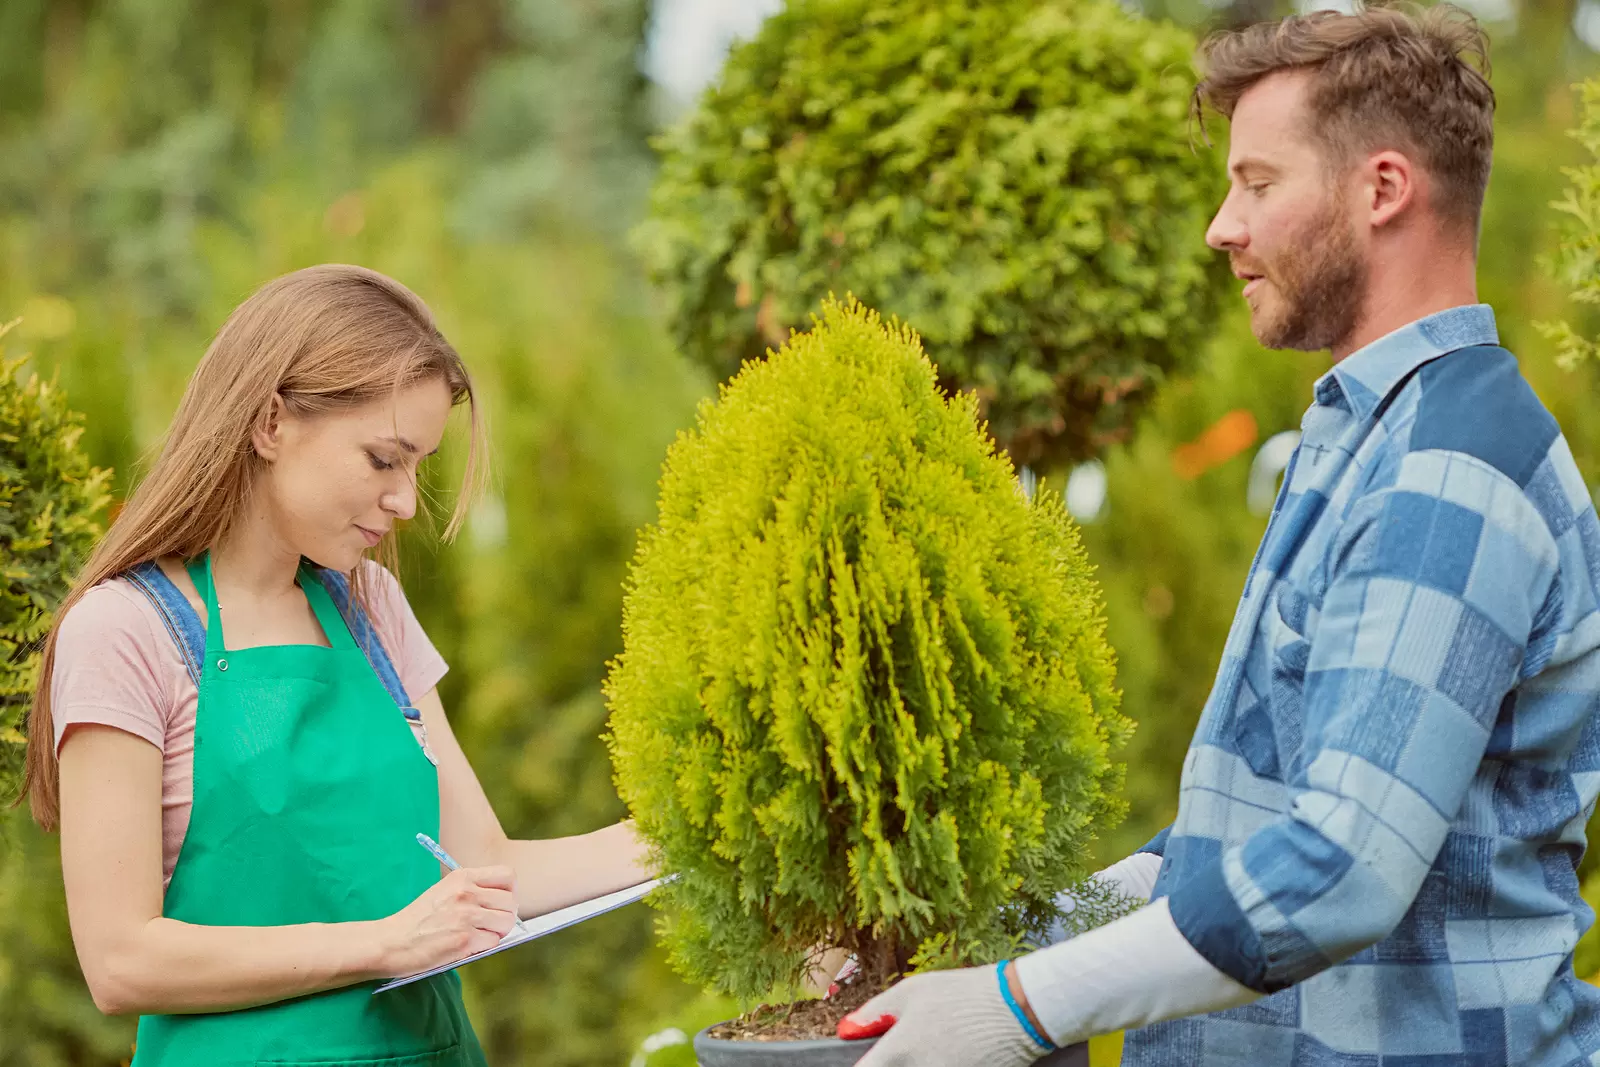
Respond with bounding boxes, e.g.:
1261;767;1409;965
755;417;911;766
605;299;1130;1065
634;0;1230;471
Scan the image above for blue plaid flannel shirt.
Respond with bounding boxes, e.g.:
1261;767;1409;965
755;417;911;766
1123;305;1600;1066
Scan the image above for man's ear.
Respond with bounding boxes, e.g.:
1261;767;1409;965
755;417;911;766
251;393;290;462
1367;149;1416;230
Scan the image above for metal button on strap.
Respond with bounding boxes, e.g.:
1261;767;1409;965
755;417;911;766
217;658;228;671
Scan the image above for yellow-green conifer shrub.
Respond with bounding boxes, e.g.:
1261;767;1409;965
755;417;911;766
0;325;112;802
635;0;1229;470
1540;78;1600;371
1543;75;1600;982
605;299;1128;1000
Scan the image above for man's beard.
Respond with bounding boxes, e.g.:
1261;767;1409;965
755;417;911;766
1246;199;1367;352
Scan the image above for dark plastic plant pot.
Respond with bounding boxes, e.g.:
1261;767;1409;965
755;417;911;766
693;1026;1089;1066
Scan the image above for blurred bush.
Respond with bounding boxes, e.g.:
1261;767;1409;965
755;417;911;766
1541;78;1600;370
0;327;114;1065
0;3;711;1066
0;328;111;804
1539;67;1600;981
636;0;1230;469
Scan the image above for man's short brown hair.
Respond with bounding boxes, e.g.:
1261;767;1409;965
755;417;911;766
1193;3;1496;232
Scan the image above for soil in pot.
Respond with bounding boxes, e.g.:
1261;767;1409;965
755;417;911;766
707;972;879;1042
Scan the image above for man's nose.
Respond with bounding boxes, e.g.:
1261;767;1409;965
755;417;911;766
1206;191;1247;252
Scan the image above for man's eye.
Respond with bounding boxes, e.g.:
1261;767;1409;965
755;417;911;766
1247;183;1270;197
367;452;395;471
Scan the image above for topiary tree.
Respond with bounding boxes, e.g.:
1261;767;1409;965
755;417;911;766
0;322;112;804
604;298;1130;1004
634;0;1230;471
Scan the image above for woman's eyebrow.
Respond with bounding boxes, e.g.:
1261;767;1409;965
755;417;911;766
376;434;440;457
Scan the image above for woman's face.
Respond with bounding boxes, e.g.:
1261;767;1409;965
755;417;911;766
255;377;454;572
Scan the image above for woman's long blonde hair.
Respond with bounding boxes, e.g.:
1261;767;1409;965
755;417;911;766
24;264;487;829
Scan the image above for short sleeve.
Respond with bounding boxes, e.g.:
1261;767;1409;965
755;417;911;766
51;582;174;754
358;561;449;703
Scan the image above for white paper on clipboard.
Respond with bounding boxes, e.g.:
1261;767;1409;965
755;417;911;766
374;876;670;993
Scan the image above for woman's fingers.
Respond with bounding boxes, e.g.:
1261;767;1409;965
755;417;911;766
377;863;526;975
461;865;516;891
442;867;519;935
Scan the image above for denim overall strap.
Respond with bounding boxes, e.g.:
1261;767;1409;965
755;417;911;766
123;561;205;689
314;567;412;709
121;560;410;710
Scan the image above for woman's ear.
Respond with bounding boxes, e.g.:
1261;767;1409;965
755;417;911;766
251;394;290;462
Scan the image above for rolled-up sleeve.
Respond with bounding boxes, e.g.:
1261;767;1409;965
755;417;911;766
1138;825;1172;858
1166;449;1561;993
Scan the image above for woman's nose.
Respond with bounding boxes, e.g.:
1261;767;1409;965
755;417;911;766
382;478;418;522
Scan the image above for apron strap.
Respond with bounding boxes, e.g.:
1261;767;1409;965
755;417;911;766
293;562;360;653
308;567;413;710
122;556;410;710
184;552;362;655
184;553;224;654
124;561;206;689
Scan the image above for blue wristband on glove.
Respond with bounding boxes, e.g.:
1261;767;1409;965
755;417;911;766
997;959;1057;1051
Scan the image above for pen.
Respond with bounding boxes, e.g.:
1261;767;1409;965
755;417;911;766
416;832;529;936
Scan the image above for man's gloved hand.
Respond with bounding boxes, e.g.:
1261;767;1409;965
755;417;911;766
1037;850;1163;947
839;964;1051;1067
1091;850;1163;903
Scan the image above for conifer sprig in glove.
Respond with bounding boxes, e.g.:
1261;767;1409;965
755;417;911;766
843;964;1051;1067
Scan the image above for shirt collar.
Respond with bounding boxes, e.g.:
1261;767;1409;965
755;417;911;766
1314;304;1499;420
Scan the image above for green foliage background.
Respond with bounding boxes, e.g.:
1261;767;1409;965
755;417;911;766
0;333;112;797
0;1;1599;1065
606;300;1126;999
0;3;705;1066
636;0;1230;470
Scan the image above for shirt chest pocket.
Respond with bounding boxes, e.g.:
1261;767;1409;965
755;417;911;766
1240;583;1316;781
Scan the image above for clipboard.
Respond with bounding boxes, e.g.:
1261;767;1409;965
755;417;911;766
374;876;670;993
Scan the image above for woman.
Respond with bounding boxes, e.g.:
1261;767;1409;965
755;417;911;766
23;264;651;1066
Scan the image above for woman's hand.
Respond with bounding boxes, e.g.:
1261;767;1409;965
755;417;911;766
373;866;520;978
421;685;658;915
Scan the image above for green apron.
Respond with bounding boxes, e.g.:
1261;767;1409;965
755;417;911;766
131;553;487;1067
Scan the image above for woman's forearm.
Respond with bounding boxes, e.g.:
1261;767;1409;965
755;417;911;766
91;916;386;1016
503;821;653;918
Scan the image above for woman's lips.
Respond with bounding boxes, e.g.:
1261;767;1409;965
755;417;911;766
356;525;384;547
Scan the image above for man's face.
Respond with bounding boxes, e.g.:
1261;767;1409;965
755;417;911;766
1206;71;1367;353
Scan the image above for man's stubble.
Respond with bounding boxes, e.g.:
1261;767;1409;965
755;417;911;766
1248;194;1368;353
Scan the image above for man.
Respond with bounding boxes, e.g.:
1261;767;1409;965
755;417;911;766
844;5;1600;1065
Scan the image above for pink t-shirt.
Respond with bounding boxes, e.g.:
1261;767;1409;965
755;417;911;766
51;561;448;888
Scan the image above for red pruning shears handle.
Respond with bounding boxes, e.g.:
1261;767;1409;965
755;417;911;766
837;1012;896;1040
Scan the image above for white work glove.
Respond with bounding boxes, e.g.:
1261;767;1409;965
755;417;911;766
1037;849;1164;946
842;964;1051;1067
1091;850;1164;903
